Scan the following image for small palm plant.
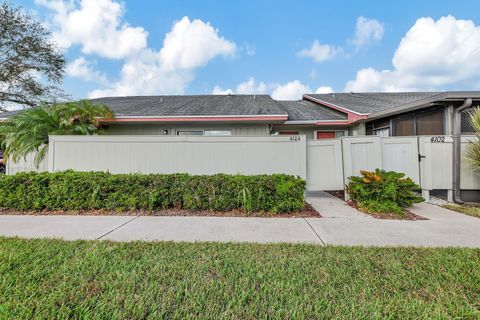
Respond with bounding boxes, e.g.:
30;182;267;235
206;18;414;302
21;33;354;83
466;107;480;169
0;100;113;167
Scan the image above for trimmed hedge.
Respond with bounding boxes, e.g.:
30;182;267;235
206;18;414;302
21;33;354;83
0;171;306;213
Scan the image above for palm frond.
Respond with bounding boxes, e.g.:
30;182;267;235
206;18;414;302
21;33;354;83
2;101;114;168
465;106;480;170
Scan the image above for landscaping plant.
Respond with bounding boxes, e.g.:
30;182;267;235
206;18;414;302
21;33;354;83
0;171;306;213
465;106;480;169
346;169;423;215
0;101;113;167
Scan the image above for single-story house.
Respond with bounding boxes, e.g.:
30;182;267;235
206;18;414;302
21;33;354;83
2;92;480;202
1;91;479;138
90;91;480;139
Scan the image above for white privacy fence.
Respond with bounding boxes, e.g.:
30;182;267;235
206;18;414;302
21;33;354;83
306;135;480;201
6;152;48;175
45;135;307;178
6;134;480;200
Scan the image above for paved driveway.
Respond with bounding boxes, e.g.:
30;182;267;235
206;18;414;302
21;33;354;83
0;192;479;247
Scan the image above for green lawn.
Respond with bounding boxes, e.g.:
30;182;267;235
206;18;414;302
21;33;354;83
443;204;480;218
1;238;479;319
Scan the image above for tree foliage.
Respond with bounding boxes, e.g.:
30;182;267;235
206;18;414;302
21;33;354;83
465;107;480;169
0;2;66;110
0;101;113;166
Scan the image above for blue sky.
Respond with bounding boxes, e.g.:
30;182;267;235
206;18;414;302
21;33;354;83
17;0;480;100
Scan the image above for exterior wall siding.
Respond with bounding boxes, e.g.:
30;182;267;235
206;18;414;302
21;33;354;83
105;123;270;136
271;125;351;140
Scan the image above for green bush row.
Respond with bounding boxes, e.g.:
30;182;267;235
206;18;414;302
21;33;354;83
0;171;306;213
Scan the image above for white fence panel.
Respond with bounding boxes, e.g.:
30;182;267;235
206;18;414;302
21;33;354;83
48;135;307;178
6;152;48;175
342;137;382;185
306;139;343;191
381;137;420;183
419;136;453;190
459;136;480;190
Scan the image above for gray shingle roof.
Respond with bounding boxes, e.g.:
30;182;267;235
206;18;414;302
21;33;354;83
276;100;347;121
0;110;21;119
90;95;287;117
305;92;443;114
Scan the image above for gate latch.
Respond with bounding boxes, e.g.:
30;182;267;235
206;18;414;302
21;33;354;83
418;154;426;162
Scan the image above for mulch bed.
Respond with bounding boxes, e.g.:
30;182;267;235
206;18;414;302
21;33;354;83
325;190;427;221
0;202;321;218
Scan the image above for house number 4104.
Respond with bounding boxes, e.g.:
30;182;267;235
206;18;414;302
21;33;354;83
430;136;445;143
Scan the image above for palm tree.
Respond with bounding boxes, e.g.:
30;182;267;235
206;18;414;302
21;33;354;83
466;106;480;169
0;100;113;167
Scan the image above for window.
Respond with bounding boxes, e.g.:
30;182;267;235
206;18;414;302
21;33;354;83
393;109;444;136
374;128;390;137
394;116;414;136
461;110;475;133
316;131;345;139
176;130;203;136
278;131;299;135
416;110;444;135
205;130;232;136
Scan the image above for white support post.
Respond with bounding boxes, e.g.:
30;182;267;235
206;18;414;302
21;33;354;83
447;189;454;202
422;189;430;203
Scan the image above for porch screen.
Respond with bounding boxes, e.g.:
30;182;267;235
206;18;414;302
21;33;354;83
416;110;444;135
394;116;414;136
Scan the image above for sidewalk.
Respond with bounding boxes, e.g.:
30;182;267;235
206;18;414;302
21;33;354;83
1;192;479;247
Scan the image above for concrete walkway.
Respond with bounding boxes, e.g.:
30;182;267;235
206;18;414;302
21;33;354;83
0;192;479;247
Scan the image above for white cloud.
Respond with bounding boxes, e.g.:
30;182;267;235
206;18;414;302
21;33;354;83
212;77;266;95
36;0;148;59
213;78;315;100
315;86;334;94
353;16;384;47
212;86;233;95
158;17;236;71
271;80;311;100
89;17;236;98
345;15;480;92
66;57;108;84
298;40;341;63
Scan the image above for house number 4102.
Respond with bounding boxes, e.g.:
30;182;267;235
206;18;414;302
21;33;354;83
430;136;445;143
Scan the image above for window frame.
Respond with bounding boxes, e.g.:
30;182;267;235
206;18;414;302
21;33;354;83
314;130;347;140
176;130;204;136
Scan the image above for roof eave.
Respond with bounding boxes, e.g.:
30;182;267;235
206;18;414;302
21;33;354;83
99;114;289;124
283;120;350;125
366;92;480;120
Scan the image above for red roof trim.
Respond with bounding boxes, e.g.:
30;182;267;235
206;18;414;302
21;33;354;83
99;115;288;123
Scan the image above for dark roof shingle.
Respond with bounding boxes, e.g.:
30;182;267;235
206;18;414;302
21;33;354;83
90;95;287;117
276;100;347;121
0;110;21;119
306;92;443;114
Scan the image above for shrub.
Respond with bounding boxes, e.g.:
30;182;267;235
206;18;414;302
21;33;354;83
346;169;423;215
0;171;306;213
